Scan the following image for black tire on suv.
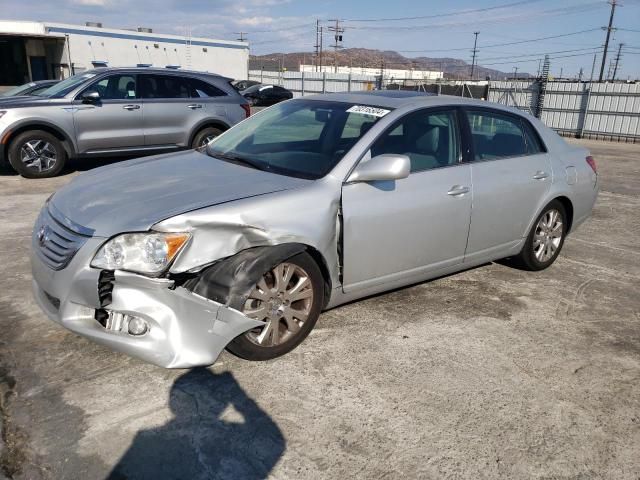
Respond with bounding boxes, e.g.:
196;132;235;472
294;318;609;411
192;126;224;150
8;130;67;178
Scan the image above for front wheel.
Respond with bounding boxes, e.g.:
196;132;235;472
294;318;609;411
513;200;567;271
226;252;324;361
8;130;67;178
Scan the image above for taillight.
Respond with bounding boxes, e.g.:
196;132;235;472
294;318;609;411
586;155;597;174
241;103;251;118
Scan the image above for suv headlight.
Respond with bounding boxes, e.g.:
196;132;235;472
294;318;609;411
91;232;191;275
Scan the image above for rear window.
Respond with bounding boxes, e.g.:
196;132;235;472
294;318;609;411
466;110;528;160
189;78;227;98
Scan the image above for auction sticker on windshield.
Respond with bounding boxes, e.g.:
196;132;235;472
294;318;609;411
346;105;391;117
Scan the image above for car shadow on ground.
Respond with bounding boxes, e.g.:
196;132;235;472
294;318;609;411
107;368;285;480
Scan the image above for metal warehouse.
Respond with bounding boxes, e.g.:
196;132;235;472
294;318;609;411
0;20;249;87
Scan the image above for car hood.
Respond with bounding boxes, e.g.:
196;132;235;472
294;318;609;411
0;96;57;108
50;150;311;237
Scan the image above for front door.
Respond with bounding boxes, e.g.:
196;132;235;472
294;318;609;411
342;108;473;293
463;108;552;261
73;73;144;153
138;74;200;147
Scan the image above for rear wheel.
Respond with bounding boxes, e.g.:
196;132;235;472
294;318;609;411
513;200;567;271
192;126;223;150
226;252;324;361
8;130;67;178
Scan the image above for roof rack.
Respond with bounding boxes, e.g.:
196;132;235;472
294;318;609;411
165;65;181;69
136;63;152;68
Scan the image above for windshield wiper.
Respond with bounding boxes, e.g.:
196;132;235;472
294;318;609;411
210;151;269;172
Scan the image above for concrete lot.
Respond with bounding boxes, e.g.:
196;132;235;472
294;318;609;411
0;139;638;479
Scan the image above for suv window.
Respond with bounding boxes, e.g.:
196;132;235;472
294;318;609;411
89;74;137;100
371;109;460;172
467;110;528;160
139;74;190;99
189;78;227;98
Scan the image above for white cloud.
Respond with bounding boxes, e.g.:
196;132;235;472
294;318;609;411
73;0;108;5
236;16;274;26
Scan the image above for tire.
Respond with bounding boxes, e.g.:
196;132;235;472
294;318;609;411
191;126;223;150
226;252;324;361
512;200;567;271
8;130;67;178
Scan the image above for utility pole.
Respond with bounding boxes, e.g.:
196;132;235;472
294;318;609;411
314;20;320;72
559;67;563;80
537;59;542;77
470;31;479;80
578;67;583;81
235;32;247;42
513;66;518;79
590;53;597;81
598;0;618;82
328;19;344;73
612;42;624;81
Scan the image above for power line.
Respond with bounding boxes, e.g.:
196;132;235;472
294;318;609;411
478;51;604;67
399;28;602;53
344;0;543;21
599;0;618;82
476;46;604;62
343;3;604;31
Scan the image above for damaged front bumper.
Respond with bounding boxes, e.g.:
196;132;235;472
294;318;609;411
31;236;262;368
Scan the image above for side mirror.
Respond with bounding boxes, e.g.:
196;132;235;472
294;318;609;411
81;90;100;104
347;154;411;183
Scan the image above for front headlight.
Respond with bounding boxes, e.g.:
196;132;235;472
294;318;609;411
91;232;191;275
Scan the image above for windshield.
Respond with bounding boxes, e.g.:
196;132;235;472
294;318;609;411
0;84;31;97
207;99;392;179
38;73;97;98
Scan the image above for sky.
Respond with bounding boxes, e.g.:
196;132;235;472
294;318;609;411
1;0;639;78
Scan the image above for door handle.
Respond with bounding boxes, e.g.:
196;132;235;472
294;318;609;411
447;185;470;196
533;171;549;180
122;105;140;110
187;104;203;109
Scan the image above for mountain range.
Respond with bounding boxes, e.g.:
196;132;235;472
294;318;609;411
249;48;529;80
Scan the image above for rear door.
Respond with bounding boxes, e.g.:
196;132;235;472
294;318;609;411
341;108;473;292
139;74;198;147
73;73;144;153
463;108;552;261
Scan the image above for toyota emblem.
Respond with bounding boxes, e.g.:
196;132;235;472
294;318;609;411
37;225;49;247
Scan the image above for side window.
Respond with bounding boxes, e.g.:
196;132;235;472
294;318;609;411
88;74;136;100
467;110;528;160
371;109;460;173
189;78;227;98
139;75;190;99
522;120;546;154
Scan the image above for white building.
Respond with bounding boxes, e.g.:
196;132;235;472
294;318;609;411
299;64;443;81
0;20;249;87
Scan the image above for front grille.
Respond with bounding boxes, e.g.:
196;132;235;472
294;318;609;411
34;206;93;270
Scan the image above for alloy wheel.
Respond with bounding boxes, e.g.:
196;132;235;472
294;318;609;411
20;140;58;173
533;208;563;262
200;134;218;147
242;262;314;347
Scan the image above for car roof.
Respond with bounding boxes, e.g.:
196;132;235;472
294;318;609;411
303;90;525;114
83;67;230;81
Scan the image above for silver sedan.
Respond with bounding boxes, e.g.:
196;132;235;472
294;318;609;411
31;91;599;367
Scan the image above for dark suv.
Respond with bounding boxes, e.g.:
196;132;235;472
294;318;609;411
0;67;250;178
